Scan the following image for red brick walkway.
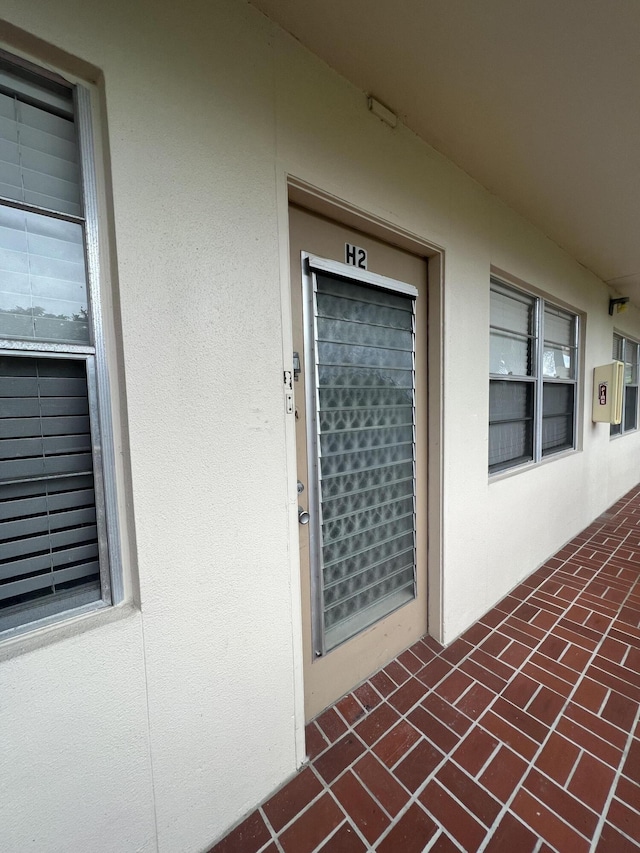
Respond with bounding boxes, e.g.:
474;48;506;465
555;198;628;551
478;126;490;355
211;486;640;852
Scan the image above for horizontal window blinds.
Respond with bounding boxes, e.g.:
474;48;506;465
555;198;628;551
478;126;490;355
613;334;624;361
543;306;576;380
0;53;113;636
0;72;80;217
488;380;533;472
625;340;639;432
0;65;88;347
313;274;416;651
542;382;574;455
625;387;638;432
490;284;533;336
0;206;89;343
611;336;624;436
612;335;639;435
625;341;638;384
489;285;534;376
0;355;100;631
489;279;579;472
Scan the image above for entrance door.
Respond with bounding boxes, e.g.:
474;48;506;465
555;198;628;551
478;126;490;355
289;206;429;721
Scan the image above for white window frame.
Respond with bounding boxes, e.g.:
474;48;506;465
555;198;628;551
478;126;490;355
611;333;639;437
489;276;580;475
0;49;121;638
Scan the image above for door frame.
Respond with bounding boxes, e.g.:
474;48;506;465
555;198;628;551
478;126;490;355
277;175;445;764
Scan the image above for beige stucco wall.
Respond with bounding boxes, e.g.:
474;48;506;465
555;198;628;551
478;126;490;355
0;1;639;851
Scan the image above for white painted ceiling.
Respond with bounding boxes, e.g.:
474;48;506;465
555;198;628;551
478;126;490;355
251;0;640;303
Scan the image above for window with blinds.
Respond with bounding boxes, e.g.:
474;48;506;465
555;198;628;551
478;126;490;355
541;304;577;457
489;278;579;474
489;283;535;471
0;52;115;635
611;333;639;436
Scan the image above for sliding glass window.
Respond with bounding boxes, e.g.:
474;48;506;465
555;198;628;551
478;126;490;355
611;334;639;436
489;279;579;474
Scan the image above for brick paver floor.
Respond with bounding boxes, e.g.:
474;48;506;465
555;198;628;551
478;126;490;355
211;485;640;852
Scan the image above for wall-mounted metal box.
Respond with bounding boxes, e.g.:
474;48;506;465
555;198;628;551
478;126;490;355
592;361;624;423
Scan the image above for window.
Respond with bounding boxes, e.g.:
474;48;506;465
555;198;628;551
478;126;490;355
489;278;579;474
0;52;119;635
611;333;639;436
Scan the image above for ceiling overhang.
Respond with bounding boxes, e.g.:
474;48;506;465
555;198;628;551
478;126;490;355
252;0;640;305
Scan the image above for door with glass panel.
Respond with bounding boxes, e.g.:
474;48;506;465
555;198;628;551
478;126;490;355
289;206;428;721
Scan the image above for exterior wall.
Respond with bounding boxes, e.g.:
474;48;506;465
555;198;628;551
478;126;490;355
0;1;638;851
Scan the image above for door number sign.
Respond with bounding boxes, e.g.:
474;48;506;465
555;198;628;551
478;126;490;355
345;243;367;269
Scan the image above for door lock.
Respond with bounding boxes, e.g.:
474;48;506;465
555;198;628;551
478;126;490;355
298;506;310;525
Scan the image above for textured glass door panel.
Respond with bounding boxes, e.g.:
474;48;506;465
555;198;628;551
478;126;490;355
312;272;416;652
318;364;413;389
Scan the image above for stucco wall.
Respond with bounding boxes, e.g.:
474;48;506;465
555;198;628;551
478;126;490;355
0;1;639;851
271;19;640;636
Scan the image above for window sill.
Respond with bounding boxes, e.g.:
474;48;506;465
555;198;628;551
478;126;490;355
489;446;580;483
610;430;638;440
0;600;138;664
